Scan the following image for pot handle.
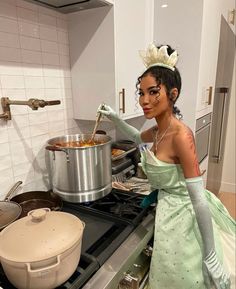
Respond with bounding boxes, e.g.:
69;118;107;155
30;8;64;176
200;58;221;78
45;146;69;162
26;255;61;277
45;145;63;152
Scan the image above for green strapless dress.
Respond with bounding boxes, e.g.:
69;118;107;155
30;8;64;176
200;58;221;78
141;149;235;289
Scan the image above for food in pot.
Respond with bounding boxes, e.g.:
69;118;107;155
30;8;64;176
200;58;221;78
54;140;104;148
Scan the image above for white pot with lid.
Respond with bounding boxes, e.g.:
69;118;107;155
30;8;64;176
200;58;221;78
0;208;85;289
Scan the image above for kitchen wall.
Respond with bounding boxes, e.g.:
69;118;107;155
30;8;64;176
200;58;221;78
0;0;80;198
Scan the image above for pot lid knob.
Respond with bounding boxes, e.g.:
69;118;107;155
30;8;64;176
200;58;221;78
29;208;50;222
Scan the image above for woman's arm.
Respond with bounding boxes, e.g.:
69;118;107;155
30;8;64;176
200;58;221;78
174;128;230;289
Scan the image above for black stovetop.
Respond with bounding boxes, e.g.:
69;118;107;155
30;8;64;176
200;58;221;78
0;189;149;289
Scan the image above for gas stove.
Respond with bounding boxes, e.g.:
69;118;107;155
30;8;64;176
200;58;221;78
0;189;155;289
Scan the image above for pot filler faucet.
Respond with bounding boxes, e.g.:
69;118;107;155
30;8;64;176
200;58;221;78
0;97;61;120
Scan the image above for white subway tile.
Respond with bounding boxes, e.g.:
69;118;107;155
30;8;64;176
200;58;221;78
19;21;39;38
28;111;48;125
57;30;68;44
39;26;57;41
30;122;49;137
16;0;38;12
44;76;61;89
0;128;9;144
31;134;49;148
11;147;33;165
0;31;20;48
21;49;42;64
62;88;72;99
0;16;18;33
13;161;33;177
10;105;28;115
0;154;12;170
25;76;44;89
64;98;73;110
8;114;29;128
43;65;62;77
17;6;38;23
0;169;14;194
1;75;25;88
0;62;23;76
0;142;10;156
42;52;59;66
44;88;61;100
22;63;43;76
59;55;70;68
0;47;21;62
40;39;58;53
1;88;26;100
25;88;44;99
8;125;30;141
10;137;32;152
61;77;72;89
20;35;41;51
49;129;65;138
49;120;65;132
64;118;78;130
1;0;16;6
56;18;67;31
58;43;69;55
48;109;64;122
38;13;56;27
61;68;71;78
0;2;17;19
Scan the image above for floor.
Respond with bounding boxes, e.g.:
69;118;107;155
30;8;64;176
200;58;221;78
218;192;236;219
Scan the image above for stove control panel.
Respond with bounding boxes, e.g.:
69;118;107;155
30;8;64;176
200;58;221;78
118;244;152;289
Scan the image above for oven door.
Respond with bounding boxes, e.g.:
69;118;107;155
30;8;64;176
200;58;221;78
118;244;152;289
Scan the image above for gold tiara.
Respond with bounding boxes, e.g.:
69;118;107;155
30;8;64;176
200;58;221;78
139;43;178;71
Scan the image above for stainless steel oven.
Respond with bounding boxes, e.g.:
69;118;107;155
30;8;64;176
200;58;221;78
195;113;212;164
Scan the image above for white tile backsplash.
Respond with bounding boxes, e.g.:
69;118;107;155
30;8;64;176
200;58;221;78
0;31;20;48
0;16;18;33
0;0;79;196
20;35;41;51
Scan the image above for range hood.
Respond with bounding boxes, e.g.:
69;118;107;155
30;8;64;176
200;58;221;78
24;0;112;13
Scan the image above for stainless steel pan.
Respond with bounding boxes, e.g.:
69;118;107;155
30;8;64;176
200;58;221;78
0;181;22;230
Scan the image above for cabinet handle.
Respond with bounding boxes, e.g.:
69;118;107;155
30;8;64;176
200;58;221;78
206;86;213;105
119;88;125;114
212;87;228;163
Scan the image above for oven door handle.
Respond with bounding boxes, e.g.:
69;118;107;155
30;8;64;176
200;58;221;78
139;271;149;289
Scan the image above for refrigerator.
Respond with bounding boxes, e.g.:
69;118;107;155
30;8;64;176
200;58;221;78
206;16;235;195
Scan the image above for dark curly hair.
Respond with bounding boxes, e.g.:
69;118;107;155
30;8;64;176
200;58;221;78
136;45;183;119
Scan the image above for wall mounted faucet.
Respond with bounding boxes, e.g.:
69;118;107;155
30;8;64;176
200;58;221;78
0;97;61;120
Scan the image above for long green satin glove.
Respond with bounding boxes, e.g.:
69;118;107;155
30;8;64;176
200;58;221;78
186;177;231;289
97;104;142;144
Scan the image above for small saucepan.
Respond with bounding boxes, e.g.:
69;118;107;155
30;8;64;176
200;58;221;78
0;181;23;230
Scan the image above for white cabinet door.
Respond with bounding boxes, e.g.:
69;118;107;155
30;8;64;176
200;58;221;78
69;0;154;120
114;0;154;119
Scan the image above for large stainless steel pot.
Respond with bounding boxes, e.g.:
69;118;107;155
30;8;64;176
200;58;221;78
46;134;112;203
0;208;84;289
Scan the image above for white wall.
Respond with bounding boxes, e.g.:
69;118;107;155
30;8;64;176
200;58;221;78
0;0;79;197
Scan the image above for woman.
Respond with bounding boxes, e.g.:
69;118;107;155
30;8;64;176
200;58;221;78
98;44;235;289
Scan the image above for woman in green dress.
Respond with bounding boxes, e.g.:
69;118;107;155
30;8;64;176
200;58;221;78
98;44;235;289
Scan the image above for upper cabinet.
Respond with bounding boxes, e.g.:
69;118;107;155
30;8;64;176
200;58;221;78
68;0;154;120
153;0;235;128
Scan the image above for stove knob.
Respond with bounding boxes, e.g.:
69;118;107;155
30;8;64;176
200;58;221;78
142;245;153;257
119;273;139;289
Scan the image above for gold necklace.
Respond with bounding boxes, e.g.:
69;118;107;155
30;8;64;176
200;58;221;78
155;118;172;151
